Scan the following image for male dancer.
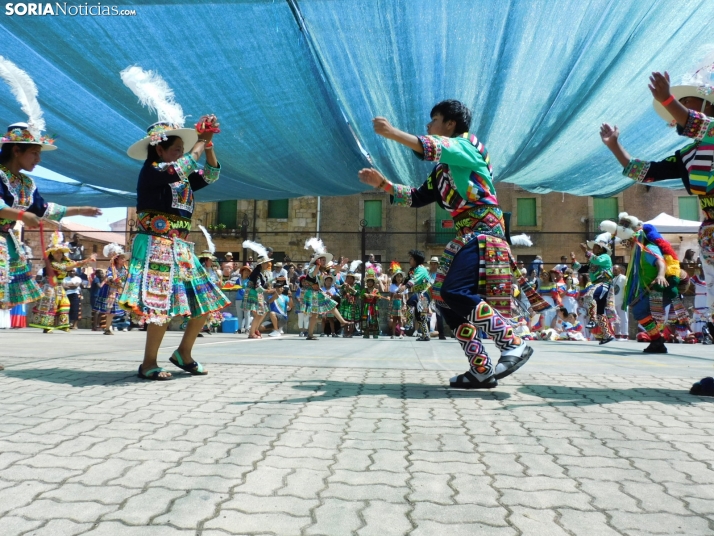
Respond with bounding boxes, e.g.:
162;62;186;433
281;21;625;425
359;100;532;389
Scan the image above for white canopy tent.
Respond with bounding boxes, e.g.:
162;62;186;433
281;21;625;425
645;213;701;233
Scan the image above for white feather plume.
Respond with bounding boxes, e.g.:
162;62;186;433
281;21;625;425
198;225;215;254
242;240;268;259
349;260;362;272
103;243;124;258
0;56;45;138
510;234;533;247
120;65;185;127
304;237;326;255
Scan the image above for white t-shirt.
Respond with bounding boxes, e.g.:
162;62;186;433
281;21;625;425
63;275;83;295
612;274;627;306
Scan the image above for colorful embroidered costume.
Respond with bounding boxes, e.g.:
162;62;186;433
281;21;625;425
622;108;714;319
404;262;432;340
303;264;338;315
0;165;65;308
93;263;128;315
338;281;360;322
243;265;270;316
390;132;533;386
118;154;229;324
360;288;380;333
581;245;616;343
30;257;84;332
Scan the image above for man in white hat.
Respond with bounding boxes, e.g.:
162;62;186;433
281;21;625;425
600;68;714;331
579;233;616;345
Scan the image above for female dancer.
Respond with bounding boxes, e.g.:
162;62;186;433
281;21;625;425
242;241;272;339
30;234;96;332
93;243;127;335
0;57;101;345
117;66;229;380
303;238;352;340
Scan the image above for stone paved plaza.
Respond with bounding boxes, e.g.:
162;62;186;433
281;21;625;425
1;330;713;535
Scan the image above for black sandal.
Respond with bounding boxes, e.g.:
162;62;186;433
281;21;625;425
449;370;498;389
306;336;319;341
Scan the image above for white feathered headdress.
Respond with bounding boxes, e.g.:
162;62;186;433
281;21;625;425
242;240;271;263
120;65;185;127
0;56;56;150
510;234;533;247
198;225;215;254
348;260;362;273
305;237;333;265
103;243;125;258
121;65;198;160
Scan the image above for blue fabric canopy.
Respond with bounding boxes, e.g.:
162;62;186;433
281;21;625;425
1;0;711;205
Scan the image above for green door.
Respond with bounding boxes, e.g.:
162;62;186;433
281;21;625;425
434;205;456;244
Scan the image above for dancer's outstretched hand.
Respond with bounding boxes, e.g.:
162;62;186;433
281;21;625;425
648;71;671;102
599;123;620;147
372;117;395;138
654;275;669;288
358;168;386;188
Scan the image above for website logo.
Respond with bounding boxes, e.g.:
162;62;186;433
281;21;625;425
5;3;137;16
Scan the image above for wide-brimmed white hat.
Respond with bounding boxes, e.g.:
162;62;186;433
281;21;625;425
653;85;714;123
121;66;198;160
1;122;57;151
586;232;613;254
127;121;197;160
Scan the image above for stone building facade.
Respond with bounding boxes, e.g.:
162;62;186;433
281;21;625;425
127;181;700;269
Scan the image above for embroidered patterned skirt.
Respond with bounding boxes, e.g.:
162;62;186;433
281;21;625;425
0;232;42;308
29;284;70;331
389;298;405;317
118;233;230;325
243;286;266;315
338;297;359;321
303;288;337;315
93;283;123;315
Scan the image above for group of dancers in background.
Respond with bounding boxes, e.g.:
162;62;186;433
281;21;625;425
1;53;714;395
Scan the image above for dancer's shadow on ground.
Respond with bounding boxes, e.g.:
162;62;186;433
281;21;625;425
502;384;712;409
233;380;511;405
1;367;192;387
232;380;712;407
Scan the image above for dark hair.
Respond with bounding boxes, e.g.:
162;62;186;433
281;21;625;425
430;100;472;135
558;306;569;316
408;249;426;265
146;136;181;162
0;143;33;164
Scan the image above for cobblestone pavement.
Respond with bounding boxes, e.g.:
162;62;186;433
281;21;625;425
1;336;714;535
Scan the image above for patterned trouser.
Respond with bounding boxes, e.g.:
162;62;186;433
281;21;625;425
438;236;521;382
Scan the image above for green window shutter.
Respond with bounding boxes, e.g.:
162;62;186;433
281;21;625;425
216;200;237;228
678;196;700;221
364;200;382;227
434;204;456;244
516;198;537;226
268;199;289;219
593;197;619;228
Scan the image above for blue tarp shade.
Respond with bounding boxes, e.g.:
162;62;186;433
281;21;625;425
1;0;711;206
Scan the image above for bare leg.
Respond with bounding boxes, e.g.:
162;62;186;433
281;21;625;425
141;322;171;378
308;314;319;338
104;313;114;333
331;307;350;326
249;312;265;337
176;315;207;364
